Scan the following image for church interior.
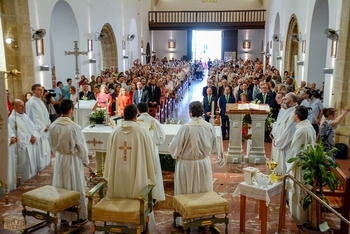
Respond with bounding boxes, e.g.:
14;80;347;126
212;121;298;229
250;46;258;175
1;0;350;233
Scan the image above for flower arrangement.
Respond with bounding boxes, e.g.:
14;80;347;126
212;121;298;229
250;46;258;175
89;107;107;125
81;96;90;100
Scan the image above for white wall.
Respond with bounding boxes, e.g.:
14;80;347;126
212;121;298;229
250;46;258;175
237;29;264;61
28;0;152;87
153;30;187;60
265;0;342;106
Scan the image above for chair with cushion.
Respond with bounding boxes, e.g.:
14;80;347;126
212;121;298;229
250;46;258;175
87;181;154;234
172;191;229;234
21;185;82;234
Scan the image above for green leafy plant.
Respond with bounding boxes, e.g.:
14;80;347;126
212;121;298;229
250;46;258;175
287;139;339;230
89;107;107;124
242;114;252;125
265;112;275;130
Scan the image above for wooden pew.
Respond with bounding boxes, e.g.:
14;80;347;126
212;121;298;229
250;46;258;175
323;167;350;234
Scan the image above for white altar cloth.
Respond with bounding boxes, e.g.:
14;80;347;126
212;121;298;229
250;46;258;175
232;181;282;206
74;100;96;128
82;124;223;156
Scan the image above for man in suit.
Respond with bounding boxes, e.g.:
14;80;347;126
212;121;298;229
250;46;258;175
132;81;150;105
217;79;232;98
256;83;276;107
148;78;161;108
202;78;217;97
219;87;235;139
203;87;217;122
79;83;95;100
250;77;261;100
237;83;252;102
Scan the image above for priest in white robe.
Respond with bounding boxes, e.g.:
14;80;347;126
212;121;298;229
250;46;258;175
25;84;51;171
104;104;157;233
49;100;90;225
286;106;316;225
169;101;217;196
8;99;39;182
273;92;298;175
137;102;166;202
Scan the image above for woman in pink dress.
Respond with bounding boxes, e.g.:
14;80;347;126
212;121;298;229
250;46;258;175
96;84;112;116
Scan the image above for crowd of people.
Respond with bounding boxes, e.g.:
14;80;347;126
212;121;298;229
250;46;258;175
3;56;349;232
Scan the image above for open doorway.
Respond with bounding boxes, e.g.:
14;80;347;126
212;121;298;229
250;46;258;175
192;30;222;63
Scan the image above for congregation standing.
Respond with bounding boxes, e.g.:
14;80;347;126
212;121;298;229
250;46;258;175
3;55;350;232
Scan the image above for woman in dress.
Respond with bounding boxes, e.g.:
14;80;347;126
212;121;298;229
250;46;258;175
96;84;112;116
117;88;131;117
319;106;350;155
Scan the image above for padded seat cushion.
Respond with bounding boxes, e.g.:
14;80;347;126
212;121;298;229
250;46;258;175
22;185;80;214
91;197;148;223
173;191;229;219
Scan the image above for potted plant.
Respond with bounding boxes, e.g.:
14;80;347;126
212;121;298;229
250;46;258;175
89;107;107;125
287;139;339;232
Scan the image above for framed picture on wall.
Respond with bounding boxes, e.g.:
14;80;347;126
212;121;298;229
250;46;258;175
36;38;44;56
331;39;337;58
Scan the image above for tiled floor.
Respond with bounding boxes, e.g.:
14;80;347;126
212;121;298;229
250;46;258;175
1;74;349;233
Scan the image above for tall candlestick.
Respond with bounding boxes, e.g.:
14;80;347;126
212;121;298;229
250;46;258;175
106;98;108;114
115;97;118;116
211;100;214;116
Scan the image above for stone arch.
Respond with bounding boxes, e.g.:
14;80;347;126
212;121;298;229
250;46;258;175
99;23;118;71
284;14;299;74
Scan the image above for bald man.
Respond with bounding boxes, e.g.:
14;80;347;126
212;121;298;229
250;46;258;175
8;99;39;182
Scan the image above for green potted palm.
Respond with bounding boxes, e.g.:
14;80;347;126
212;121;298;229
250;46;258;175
287;139;339;232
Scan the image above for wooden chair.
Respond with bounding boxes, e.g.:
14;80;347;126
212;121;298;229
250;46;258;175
323;167;350;234
87;182;155;234
172;191;229;234
21;185;82;234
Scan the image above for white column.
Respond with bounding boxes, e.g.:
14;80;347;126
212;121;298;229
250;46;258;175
248;113;268;164
226;113;244;163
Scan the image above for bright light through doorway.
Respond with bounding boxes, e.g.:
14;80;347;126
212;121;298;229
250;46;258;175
192;30;222;62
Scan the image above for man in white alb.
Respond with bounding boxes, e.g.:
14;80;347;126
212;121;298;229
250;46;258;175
8;99;39;182
25;84;51;171
103;104;157;233
169;101;217;195
137;102;166;202
49;99;89;226
286;106;316;225
273;92;298;175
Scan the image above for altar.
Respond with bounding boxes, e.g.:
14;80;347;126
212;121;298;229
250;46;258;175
74;100;96;127
82;124;223;156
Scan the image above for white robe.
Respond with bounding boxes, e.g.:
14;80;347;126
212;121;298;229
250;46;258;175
273;106;296;175
271;108;287;162
137;112;166;201
8;112;39;182
7;125;17;192
285;119;316;225
169;117;217;195
103;121;157;233
49;117;90;221
25;96;51;171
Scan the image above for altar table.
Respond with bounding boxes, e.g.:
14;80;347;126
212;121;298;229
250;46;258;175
232;181;282;234
74;100;96;128
82;124;223;156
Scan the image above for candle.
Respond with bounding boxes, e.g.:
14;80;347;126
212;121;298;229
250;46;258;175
115;97;118;116
211;100;214;116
